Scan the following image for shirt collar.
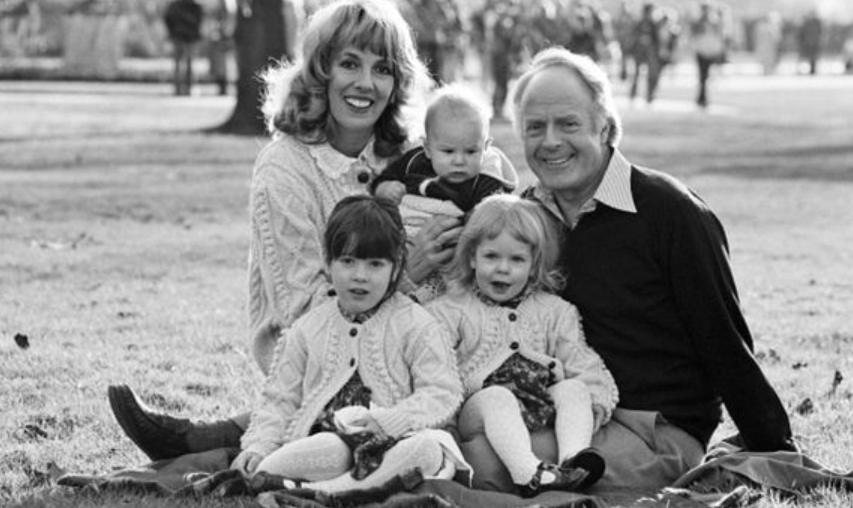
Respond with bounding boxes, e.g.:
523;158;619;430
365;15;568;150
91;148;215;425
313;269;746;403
594;149;636;214
530;148;636;224
306;137;387;180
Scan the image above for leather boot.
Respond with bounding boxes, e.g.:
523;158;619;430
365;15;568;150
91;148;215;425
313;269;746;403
108;384;243;461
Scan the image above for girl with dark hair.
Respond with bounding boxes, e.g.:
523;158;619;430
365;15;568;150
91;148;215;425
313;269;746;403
231;195;463;491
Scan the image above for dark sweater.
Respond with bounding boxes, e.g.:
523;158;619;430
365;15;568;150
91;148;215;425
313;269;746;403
543;166;794;451
371;147;510;212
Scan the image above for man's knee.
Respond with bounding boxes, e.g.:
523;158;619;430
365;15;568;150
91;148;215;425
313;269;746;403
590;411;703;490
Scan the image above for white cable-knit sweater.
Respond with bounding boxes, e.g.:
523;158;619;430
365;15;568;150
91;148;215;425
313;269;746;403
240;293;464;458
247;134;391;374
426;290;619;424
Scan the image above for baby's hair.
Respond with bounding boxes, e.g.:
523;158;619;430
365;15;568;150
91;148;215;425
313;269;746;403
445;194;564;294
324;195;407;293
424;83;491;140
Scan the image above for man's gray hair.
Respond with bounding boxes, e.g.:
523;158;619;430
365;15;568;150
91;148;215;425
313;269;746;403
511;47;622;147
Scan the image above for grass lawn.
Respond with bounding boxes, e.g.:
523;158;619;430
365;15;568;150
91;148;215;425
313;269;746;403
1;70;852;507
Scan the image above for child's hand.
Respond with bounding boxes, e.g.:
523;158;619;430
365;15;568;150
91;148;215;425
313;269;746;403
592;404;609;432
375;181;406;205
348;413;385;438
231;450;264;477
334;405;369;429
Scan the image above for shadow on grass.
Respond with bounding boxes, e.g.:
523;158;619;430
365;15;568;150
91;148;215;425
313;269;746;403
703;143;853;181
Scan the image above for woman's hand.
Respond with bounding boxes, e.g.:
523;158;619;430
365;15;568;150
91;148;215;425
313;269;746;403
231;450;264;477
406;215;463;285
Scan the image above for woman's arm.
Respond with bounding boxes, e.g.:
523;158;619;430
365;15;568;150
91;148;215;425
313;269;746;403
248;155;334;375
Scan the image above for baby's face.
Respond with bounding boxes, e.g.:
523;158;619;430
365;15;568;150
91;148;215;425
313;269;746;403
424;109;490;185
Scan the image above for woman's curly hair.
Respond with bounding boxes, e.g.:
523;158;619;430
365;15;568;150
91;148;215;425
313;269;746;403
261;0;431;159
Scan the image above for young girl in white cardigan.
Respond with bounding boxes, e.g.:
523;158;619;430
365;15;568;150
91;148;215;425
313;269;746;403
231;195;464;492
427;194;619;496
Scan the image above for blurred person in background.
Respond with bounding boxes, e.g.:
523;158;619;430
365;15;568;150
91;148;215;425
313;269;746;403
612;1;636;81
689;0;729;109
656;7;681;81
628;2;662;105
486;0;526;121
207;0;237;95
755;11;783;76
401;0;463;84
797;8;823;75
164;0;204;96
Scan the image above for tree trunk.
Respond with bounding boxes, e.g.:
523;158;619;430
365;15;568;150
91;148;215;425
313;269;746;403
216;0;288;135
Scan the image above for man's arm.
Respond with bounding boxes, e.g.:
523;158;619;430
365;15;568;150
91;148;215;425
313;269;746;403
668;192;795;452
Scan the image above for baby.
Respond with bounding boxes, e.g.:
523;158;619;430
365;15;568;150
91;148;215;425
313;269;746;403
372;84;517;303
373;83;517;214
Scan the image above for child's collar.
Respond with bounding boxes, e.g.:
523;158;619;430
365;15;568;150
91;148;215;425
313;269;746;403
472;285;532;310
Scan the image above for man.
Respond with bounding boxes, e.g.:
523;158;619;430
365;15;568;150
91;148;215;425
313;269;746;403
458;46;796;492
164;0;204;96
689;0;728;109
797;9;823;76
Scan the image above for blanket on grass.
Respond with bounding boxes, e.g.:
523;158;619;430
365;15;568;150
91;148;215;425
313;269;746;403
52;442;853;508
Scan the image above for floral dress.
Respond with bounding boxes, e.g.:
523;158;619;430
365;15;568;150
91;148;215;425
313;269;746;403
476;288;557;432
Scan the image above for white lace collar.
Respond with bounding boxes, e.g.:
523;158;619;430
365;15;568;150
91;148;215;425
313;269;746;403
305;138;386;180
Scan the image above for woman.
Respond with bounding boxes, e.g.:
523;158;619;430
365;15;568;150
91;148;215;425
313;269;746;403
108;0;462;461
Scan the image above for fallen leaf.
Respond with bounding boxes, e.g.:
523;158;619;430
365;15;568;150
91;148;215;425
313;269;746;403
14;333;30;349
830;370;844;395
15;424;48;441
795;398;814;416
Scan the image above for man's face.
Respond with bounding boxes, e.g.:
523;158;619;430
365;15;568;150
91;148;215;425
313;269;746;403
518;67;609;201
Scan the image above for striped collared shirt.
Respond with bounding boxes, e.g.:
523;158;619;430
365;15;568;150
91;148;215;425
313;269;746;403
532;149;637;228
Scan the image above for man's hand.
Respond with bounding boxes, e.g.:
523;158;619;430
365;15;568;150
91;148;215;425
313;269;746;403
374;181;406;205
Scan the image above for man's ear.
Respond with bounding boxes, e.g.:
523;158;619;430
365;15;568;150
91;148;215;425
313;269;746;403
484;136;493;151
599;122;610;144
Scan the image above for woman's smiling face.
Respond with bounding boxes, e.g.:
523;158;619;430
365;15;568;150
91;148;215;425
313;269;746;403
327;46;395;146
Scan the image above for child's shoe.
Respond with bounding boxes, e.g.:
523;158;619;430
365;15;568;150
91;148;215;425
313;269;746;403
559;447;606;491
518;462;589;497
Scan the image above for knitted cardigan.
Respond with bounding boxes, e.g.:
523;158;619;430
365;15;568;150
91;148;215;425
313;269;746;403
241;293;464;459
426;291;619;424
247;134;391;374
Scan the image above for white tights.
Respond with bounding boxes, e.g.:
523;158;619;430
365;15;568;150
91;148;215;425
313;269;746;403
457;379;593;485
255;431;444;493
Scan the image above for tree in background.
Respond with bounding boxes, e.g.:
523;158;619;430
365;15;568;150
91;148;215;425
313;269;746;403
216;0;301;135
